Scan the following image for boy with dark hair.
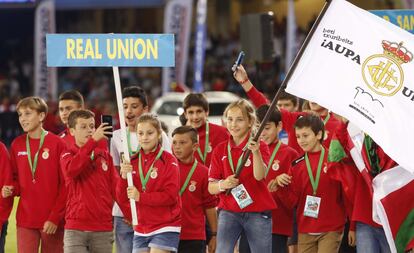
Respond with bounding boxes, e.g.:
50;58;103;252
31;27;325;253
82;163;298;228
5;96;66;253
172;126;218;253
110;85;171;253
58;90;108;150
183;93;229;167
277;115;348;253
60;109;130;253
277;91;299;112
239;104;298;253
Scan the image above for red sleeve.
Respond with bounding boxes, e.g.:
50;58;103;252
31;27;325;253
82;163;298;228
60;139;98;179
201;169;218;209
276;166;300;209
280;109;305;132
9;143;20;196
139;156;180;206
208;145;224;181
246;86;269;108
0;143;13;225
110;157;132;221
259;140;270;167
116;175;131;221
47;139;67;225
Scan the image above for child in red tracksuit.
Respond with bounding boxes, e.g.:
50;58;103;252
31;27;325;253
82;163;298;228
172;126;218;253
239;104;299;253
278;115;348;253
183;93;229;167
119;113;181;253
208;99;276;253
60;109;130;253
4;96;66;253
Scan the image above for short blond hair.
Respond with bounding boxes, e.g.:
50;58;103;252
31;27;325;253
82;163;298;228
16;96;48;115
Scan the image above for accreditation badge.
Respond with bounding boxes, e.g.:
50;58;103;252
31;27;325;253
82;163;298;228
303;195;321;218
150;168;158;179
42;148;49;160
188;181;197;192
231;184;253;209
272;160;280;171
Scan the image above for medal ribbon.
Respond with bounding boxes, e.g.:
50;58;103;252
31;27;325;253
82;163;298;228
138;148;164;191
322;113;330;125
127;129;140;156
179;160;198;196
265;141;282;177
196;122;209;164
26;131;46;180
227;140;250;174
305;147;325;195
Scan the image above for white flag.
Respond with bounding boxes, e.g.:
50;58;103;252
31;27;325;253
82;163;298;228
34;0;57;101
285;0;414;174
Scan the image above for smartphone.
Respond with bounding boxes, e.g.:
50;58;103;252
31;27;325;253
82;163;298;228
231;51;245;72
101;115;113;138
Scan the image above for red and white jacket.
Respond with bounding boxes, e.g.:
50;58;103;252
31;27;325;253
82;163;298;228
60;138;130;231
178;159;217;240
278;149;347;234
0;142;13;226
209;135;277;212
194;122;229;168
265;142;298;236
117;145;181;236
9;132;66;229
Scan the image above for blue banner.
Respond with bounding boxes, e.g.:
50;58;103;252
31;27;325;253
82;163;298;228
193;0;207;92
47;34;175;67
370;10;414;34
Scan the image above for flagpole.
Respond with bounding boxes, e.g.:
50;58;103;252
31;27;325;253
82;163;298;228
227;0;334;194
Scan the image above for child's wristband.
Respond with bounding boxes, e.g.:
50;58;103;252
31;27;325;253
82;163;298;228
239;78;249;84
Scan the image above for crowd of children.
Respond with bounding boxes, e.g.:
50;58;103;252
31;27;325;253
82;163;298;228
0;62;411;253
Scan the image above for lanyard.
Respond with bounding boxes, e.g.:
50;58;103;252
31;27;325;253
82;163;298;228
265;141;282;177
196;122;209;164
90;151;94;161
305;147;325;195
227;141;249;174
138;148;164;191
26;131;46;180
322;113;330;125
179;160;198;195
127;129;140;156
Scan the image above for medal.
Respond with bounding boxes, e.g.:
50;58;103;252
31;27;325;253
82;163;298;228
188;181;197;192
272;160;280;171
207;144;212;153
42;149;49;160
150;170;158;179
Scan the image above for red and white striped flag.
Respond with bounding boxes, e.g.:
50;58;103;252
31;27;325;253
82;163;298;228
373;166;414;253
